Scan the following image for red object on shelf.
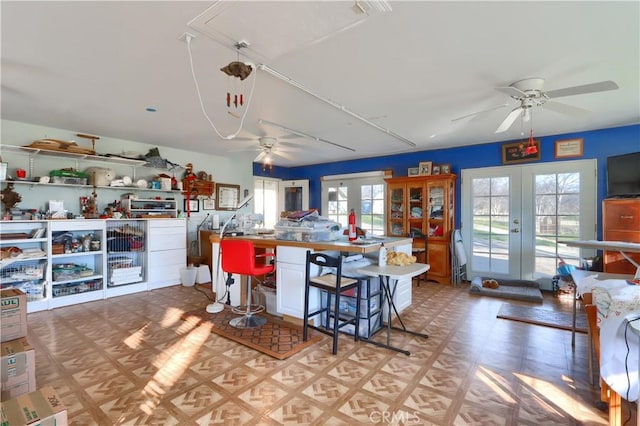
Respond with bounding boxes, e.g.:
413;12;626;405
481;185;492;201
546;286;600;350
348;209;357;241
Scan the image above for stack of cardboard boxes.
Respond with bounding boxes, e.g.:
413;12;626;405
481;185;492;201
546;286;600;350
1;288;67;425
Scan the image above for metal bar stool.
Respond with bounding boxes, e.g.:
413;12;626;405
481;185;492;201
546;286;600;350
302;251;362;354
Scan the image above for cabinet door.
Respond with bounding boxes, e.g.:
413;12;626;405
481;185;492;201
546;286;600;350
426;181;447;239
276;262;308;318
387;183;406;236
603;199;640;274
407;182;425;236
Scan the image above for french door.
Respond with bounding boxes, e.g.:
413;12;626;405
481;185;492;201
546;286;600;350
461;160;596;284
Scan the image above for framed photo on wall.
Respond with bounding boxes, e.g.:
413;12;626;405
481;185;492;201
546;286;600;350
441;164;451;174
184;199;199;213
202;198;215;210
432;165;441;175
215;183;240;210
502;140;541;164
554;138;583;158
418;161;432;176
408;167;420;177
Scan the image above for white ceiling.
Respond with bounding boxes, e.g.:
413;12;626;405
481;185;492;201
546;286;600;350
2;1;639;167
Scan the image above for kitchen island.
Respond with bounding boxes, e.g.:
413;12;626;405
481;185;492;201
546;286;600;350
209;234;413;322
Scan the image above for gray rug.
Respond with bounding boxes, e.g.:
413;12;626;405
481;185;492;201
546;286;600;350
469;277;543;303
497;303;587;333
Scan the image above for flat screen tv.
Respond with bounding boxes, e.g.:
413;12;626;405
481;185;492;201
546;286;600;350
607;151;640;197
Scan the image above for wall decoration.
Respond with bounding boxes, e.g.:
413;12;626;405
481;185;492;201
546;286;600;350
184;199;199;213
554;138;584;158
432;165;441;175
408;167;420;177
216;183;240;210
202;198;215;210
441;164;451;174
418;161;432;176
501;139;541;164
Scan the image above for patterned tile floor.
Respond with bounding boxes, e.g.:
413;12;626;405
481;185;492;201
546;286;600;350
26;282;626;425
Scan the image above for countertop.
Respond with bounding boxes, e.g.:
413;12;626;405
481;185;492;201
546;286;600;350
208;233;412;254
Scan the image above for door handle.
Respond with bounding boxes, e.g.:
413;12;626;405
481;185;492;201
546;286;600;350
511;228;520;233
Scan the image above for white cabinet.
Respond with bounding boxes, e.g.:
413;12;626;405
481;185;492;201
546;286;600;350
147;219;186;289
0;221;49;313
48;220;106;309
276;246;318;319
122;198;178;218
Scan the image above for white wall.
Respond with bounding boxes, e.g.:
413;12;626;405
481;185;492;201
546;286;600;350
1;119;255;255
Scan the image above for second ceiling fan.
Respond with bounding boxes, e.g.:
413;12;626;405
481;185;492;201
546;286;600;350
453;77;619;133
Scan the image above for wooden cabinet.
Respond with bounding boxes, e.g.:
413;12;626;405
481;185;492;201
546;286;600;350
385;174;456;284
603;198;640;274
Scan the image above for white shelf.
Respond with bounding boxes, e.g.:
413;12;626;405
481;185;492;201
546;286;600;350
1;179;181;193
2;145;148;166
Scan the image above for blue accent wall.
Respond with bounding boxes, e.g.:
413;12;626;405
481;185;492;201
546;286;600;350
254;124;640;236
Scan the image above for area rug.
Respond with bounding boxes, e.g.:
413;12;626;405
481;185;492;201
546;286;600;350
183;307;323;360
497;303;587;333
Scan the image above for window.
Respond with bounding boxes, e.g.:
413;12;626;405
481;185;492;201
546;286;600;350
253;177;279;229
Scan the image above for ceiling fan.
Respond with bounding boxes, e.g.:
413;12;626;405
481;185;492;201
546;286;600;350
240;136;299;163
453;78;619;133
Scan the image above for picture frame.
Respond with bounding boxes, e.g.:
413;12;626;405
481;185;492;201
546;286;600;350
440;164;451;174
184;198;199;213
202;198;215;210
215;183;240;210
554;138;583;159
432;165;441;176
501;139;541;164
408;167;420;177
418;161;432;176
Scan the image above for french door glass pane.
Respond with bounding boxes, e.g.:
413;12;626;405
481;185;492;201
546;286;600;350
327;186;348;225
360;183;385;236
471;177;510;274
534;172;581;278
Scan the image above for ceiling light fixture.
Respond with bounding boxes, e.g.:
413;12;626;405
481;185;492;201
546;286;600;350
258;119;356;152
257;65;416;148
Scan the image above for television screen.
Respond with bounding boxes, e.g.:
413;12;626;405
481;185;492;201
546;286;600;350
607;152;640;197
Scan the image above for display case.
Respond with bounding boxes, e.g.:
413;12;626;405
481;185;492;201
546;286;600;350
0;221;48;312
121;197;178;218
105;220;146;297
48;220;106;308
385;174;456;284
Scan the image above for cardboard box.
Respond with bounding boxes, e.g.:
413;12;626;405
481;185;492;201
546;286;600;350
1;337;36;401
0;385;67;425
1;289;27;343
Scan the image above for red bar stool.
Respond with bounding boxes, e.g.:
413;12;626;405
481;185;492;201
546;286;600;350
220;239;274;328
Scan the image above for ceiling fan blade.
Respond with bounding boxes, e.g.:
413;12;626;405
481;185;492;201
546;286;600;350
451;103;510;122
545;80;618;98
495;107;523;133
542;100;591;117
273;150;295;160
495;86;527;98
254;151;267;163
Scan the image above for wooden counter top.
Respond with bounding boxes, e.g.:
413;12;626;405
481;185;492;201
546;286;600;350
208;233;412;254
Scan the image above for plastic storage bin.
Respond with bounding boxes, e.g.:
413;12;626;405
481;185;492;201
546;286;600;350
274;225;340;242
